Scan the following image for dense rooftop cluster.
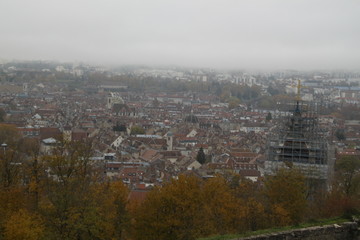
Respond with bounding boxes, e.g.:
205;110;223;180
1;61;360;192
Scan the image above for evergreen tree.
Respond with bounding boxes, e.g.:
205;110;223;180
196;147;206;165
335;129;346;141
266;112;272;121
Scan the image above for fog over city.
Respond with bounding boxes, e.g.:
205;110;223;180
1;0;359;70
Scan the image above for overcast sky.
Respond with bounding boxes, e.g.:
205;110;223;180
1;0;359;70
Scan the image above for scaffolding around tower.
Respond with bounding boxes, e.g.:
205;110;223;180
265;100;331;180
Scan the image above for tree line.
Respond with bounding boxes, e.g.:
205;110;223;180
88;73;262;105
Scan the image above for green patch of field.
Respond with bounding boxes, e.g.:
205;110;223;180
197;217;350;240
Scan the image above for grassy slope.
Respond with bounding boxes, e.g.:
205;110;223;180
197;217;350;240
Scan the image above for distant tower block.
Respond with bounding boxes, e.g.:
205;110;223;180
63;126;72;142
23;83;28;92
166;132;173;151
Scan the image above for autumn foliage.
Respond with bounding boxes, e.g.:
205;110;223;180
0;126;359;240
263;168;307;225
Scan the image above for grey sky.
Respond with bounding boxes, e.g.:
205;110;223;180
1;0;360;70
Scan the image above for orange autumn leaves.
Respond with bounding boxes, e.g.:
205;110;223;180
0;135;131;240
0;150;310;240
4;209;44;240
131;170;307;240
0;164;358;240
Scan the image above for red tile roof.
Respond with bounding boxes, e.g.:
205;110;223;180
128;190;149;203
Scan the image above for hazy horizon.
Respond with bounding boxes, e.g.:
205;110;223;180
1;0;360;71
